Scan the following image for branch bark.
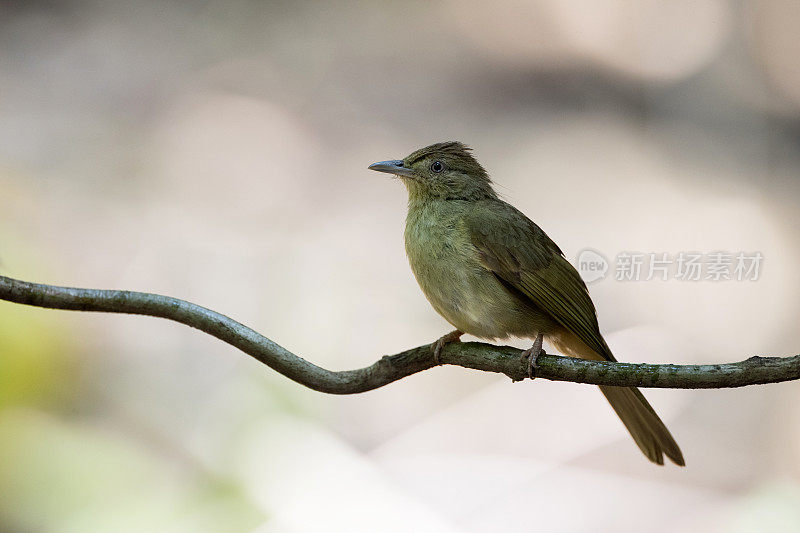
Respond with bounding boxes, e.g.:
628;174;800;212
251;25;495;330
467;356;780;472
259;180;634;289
1;275;798;393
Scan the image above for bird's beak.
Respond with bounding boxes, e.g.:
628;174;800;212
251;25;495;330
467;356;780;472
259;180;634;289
368;159;415;178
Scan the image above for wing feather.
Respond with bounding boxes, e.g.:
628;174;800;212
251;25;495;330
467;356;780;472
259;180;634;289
466;201;614;361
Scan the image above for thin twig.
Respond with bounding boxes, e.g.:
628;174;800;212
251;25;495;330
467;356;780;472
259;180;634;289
1;275;798;393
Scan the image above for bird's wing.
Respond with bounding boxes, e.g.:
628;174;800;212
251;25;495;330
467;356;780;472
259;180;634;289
465;200;614;361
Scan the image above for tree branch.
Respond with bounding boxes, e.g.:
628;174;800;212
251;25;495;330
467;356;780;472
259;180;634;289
1;275;797;392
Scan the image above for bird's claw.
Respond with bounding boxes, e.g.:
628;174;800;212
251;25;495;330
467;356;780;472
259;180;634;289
521;334;545;379
431;330;463;365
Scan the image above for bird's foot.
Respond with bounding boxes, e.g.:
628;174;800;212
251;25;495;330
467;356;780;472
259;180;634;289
431;330;463;365
520;334;545;379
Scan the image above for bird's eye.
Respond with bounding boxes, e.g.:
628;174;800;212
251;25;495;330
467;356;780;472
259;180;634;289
430;161;444;173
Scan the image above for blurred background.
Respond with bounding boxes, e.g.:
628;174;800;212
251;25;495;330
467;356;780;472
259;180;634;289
2;1;800;531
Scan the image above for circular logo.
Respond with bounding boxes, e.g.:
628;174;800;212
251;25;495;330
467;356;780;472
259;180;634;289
576;249;609;283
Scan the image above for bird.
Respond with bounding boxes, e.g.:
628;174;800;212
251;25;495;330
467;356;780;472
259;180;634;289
368;141;684;466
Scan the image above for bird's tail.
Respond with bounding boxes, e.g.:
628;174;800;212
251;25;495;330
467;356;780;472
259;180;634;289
548;332;684;466
598;385;684;466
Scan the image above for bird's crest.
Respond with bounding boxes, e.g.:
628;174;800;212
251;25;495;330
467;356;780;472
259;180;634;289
405;141;472;164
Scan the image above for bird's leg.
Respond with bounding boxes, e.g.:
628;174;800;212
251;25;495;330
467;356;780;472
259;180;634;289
431;330;463;365
520;334;545;378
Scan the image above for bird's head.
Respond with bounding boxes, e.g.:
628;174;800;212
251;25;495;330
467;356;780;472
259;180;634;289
369;141;496;202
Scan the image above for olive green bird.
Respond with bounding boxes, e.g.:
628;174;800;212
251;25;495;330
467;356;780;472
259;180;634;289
369;141;684;466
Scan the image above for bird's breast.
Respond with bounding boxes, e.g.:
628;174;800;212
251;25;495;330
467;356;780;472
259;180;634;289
404;202;536;339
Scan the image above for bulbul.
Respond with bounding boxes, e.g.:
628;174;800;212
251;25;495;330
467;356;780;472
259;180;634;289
369;141;684;466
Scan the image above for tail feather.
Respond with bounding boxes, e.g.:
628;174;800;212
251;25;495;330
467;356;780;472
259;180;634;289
599;385;685;466
549;331;684;466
